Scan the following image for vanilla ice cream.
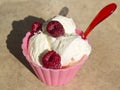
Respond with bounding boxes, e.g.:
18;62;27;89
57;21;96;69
28;15;91;66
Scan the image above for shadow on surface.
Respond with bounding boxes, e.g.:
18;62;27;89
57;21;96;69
6;16;45;76
6;6;68;77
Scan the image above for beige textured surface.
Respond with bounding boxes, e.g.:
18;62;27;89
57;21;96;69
0;0;120;90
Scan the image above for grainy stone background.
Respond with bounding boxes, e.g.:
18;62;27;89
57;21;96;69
0;0;120;90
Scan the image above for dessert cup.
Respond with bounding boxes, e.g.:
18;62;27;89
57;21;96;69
21;28;90;86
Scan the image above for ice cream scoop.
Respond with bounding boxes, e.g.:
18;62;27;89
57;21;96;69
52;35;91;66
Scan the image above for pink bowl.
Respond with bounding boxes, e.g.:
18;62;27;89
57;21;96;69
21;28;89;86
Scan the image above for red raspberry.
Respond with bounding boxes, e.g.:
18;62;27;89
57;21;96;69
42;50;61;69
46;21;65;37
31;22;42;33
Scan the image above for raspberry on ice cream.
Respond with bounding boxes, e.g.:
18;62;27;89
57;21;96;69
42;50;61;69
31;22;42;33
46;21;65;37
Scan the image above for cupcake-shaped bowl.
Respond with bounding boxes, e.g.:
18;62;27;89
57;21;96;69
21;28;90;86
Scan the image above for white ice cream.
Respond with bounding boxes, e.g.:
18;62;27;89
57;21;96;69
52;35;91;66
28;15;91;66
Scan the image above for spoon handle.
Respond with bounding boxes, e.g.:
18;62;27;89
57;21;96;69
83;3;117;39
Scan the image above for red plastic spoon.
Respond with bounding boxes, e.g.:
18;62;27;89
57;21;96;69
82;3;117;39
